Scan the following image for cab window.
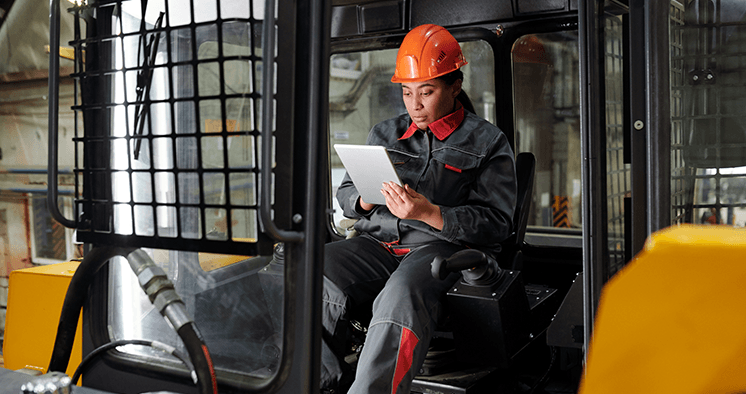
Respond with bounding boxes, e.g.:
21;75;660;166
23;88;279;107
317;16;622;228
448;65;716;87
102;0;281;384
670;1;746;227
512;16;627;273
512;32;582;234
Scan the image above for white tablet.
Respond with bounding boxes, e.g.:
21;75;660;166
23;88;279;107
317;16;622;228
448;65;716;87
334;144;402;206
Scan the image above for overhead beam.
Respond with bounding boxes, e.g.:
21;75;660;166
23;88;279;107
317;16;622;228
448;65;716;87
0;66;75;83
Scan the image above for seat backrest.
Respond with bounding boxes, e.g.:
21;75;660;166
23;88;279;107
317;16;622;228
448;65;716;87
501;152;536;270
513;152;536;247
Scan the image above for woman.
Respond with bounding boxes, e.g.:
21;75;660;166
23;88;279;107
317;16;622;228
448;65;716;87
321;24;517;394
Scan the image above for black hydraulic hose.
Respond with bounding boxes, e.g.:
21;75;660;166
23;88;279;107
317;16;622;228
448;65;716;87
48;245;217;393
49;246;217;394
126;249;218;394
177;322;218;394
70;339;192;385
48;246;135;373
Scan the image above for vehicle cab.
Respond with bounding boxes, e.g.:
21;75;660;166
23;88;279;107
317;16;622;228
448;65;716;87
2;0;745;393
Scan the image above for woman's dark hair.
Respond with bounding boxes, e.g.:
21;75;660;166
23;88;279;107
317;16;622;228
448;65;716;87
438;69;476;114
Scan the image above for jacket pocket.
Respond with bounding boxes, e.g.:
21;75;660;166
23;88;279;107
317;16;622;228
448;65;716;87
428;148;481;206
387;149;420;179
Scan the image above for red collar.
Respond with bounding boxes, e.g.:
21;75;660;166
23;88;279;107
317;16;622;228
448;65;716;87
399;104;465;141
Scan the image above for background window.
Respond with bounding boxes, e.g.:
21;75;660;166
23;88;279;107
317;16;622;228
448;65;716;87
29;196;74;264
512;32;582;233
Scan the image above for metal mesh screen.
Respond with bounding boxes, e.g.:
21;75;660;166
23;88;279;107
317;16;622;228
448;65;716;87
670;0;689;224
604;15;628;275
670;0;746;226
68;0;276;255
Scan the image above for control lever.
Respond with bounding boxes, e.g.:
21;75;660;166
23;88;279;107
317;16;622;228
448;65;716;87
431;249;504;287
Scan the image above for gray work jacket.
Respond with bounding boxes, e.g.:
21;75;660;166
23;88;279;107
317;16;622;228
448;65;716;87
336;110;517;254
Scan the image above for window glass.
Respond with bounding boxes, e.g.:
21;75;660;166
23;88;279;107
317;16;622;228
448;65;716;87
512;23;628;271
512;32;581;233
29;197;74;264
105;0;281;382
329;41;496;234
603;15;628;274
670;0;746;227
108;251;276;377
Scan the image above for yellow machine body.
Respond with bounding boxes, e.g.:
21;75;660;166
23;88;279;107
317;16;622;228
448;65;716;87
581;225;746;394
3;261;82;377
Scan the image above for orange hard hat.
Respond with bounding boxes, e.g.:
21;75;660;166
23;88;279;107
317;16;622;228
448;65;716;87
391;24;468;83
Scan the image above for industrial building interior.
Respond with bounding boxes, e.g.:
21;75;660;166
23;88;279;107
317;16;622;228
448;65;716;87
0;0;745;393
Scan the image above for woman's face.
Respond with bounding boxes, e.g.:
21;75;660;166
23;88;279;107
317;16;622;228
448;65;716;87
401;78;462;130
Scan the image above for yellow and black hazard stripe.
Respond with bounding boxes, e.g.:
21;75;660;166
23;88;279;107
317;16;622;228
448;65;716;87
552;196;570;228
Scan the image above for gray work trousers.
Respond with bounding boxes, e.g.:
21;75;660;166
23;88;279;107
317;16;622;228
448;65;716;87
320;235;462;394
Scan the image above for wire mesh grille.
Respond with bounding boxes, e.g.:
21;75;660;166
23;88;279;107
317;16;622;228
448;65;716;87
69;0;276;255
604;15;628;275
670;0;689;224
670;0;746;226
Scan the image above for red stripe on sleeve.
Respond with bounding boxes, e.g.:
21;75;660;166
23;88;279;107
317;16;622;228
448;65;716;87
391;327;419;394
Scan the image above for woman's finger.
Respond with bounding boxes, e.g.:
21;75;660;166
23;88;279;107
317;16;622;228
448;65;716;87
382;182;402;199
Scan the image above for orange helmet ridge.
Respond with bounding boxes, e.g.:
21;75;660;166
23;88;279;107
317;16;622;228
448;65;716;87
391;24;468;83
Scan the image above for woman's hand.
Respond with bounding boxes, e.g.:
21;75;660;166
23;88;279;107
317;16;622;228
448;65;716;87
381;182;443;230
358;198;376;212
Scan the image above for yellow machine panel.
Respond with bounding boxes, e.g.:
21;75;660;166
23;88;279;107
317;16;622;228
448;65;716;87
581;225;746;394
3;261;82;377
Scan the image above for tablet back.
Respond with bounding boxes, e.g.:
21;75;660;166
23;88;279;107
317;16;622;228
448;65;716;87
334;144;402;206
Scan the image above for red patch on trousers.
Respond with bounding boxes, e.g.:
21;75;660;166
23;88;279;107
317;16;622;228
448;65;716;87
391;327;419;394
391;248;411;255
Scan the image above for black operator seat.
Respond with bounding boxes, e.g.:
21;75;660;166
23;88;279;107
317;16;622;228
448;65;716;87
431;150;535;276
502;151;536;271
